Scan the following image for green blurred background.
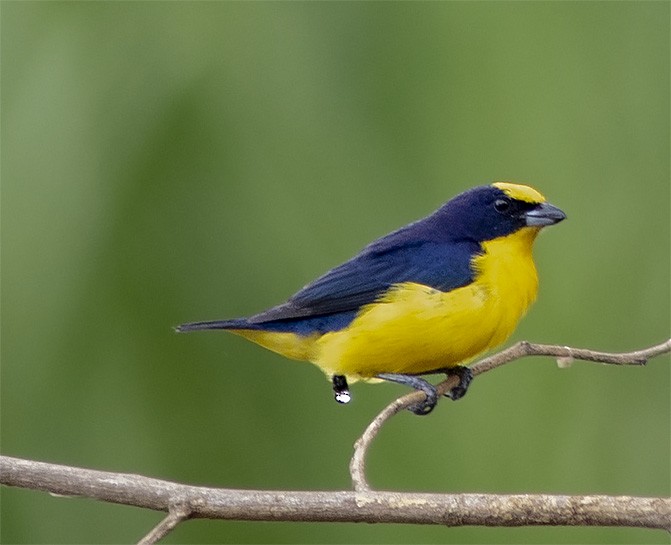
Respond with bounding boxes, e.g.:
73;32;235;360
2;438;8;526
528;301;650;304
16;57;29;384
2;2;669;544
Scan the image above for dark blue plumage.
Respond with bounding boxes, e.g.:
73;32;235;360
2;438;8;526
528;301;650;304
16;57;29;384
177;185;540;335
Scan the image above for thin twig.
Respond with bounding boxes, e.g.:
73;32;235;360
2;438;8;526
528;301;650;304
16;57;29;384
1;455;669;533
349;396;409;492
349;339;671;492
138;503;191;545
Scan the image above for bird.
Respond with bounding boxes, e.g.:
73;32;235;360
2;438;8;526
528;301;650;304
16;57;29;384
177;182;565;415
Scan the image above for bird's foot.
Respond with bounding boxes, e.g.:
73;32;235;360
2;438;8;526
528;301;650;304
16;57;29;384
332;375;351;404
376;373;438;415
443;365;473;400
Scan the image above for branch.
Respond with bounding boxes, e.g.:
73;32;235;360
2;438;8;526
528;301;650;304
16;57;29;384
350;339;671;492
2;455;669;541
2;340;669;543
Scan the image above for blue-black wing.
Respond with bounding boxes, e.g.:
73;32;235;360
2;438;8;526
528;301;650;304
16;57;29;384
248;237;480;324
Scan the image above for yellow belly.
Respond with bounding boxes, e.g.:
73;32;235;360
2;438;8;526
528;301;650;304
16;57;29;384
317;282;496;377
235;227;541;382
318;227;541;379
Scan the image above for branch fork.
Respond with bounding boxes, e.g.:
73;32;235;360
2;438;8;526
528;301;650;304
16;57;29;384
349;339;671;492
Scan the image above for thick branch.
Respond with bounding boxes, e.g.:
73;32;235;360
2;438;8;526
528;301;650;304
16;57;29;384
2;455;669;532
350;339;671;491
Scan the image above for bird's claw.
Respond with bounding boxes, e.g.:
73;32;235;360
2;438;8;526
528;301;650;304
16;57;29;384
377;373;439;416
443;365;473;400
407;391;438;415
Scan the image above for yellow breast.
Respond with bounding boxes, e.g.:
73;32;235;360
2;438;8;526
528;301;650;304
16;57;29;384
470;226;540;348
316;227;541;380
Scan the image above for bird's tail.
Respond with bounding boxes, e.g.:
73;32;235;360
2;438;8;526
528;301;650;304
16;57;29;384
175;318;254;333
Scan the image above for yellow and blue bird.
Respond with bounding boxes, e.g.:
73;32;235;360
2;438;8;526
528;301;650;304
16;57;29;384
177;182;565;414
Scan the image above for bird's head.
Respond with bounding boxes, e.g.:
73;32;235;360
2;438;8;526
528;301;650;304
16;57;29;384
436;182;566;242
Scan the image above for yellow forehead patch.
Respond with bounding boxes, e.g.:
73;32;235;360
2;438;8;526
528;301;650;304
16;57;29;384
492;182;546;203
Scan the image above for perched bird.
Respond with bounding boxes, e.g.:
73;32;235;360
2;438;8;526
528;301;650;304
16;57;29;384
177;182;565;414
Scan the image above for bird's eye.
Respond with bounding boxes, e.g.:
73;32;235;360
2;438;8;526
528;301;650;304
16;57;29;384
494;199;511;213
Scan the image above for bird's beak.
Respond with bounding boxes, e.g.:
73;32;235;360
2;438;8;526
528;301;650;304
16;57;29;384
524;202;566;227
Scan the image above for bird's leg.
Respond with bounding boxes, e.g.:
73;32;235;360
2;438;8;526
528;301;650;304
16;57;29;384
332;375;351;404
376;373;438;415
442;365;473;400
